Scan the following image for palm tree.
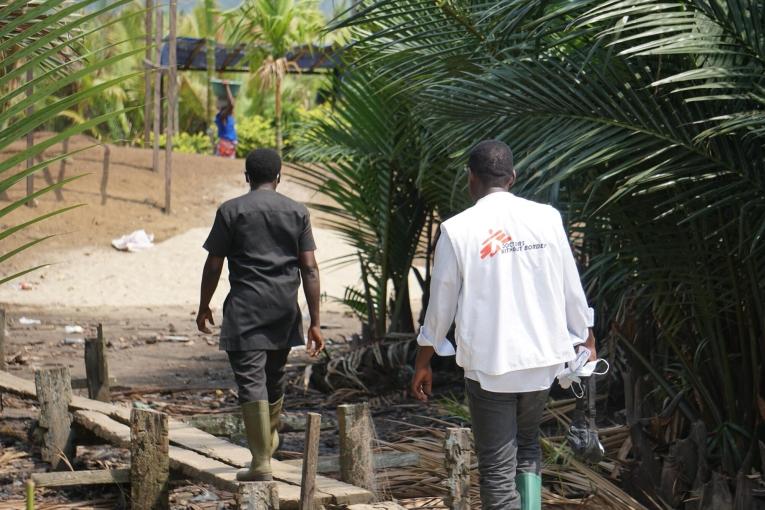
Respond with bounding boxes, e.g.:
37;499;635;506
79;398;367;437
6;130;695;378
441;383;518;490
309;0;764;496
225;0;324;155
1;0;139;281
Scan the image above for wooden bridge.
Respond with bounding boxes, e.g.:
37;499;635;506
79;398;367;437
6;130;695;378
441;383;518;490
0;370;375;509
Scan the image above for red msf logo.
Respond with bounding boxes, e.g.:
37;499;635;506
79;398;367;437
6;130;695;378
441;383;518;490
480;229;512;259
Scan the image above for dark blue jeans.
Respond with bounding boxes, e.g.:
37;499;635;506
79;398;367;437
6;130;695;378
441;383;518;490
466;378;548;510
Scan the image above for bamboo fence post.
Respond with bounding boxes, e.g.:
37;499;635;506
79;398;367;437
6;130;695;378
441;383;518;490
444;428;471;510
130;408;170;510
25;67;36;207
164;0;177;214
34;366;74;469
152;8;163;173
338;403;375;494
84;323;110;402
299;412;321;510
237;482;279;510
144;0;154;147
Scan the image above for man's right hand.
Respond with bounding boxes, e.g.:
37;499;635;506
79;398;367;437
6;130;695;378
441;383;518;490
583;328;597;361
196;307;214;334
411;365;433;402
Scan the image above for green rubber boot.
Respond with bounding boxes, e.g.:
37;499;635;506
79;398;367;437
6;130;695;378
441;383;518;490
268;396;283;456
236;401;273;481
516;472;542;510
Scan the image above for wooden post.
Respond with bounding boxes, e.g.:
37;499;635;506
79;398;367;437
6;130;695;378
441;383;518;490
337;403;375;494
34;366;74;469
444;428;471;510
164;0;177;215
237;482;279;510
144;0;154;148
85;323;110;402
57;138;69;186
100;145;110;206
299;412;321;510
25;67;36;207
0;308;5;371
130;408;169;510
152;8;163;173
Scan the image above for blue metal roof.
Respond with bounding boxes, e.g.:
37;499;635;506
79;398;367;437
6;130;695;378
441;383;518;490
160;38;341;73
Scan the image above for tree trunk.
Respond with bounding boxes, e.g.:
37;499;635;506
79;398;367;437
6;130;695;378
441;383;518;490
275;74;282;156
205;0;216;154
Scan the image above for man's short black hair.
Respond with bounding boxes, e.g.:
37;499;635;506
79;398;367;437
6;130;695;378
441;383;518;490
468;140;514;186
245;148;281;184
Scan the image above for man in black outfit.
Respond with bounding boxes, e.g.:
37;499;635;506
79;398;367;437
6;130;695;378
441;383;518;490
196;148;324;481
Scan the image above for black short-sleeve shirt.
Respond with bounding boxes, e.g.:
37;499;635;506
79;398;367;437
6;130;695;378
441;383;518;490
204;189;316;351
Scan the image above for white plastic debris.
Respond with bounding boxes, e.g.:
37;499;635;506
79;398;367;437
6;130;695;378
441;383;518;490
111;229;155;252
162;335;190;342
64;325;84;334
18;317;41;326
63;337;84;345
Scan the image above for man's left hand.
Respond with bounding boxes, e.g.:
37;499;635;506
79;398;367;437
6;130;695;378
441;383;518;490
307;325;325;357
196;307;214;334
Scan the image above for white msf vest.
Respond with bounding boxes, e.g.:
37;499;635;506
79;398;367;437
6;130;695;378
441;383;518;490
440;192;591;375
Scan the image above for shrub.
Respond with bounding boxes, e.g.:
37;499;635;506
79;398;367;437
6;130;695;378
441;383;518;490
236;115;275;158
147;131;212;155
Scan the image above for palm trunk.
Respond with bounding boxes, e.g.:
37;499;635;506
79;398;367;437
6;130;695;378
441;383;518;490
275;74;282;156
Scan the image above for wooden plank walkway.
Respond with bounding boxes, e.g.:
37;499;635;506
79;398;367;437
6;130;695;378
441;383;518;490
1;370;373;508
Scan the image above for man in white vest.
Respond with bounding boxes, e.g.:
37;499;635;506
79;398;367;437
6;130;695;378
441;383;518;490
411;140;596;510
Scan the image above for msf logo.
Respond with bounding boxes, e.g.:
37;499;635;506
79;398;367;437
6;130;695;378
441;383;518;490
480;229;512;259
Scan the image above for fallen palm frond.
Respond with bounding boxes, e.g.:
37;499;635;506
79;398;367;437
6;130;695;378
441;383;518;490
368;400;644;510
313;337;420;393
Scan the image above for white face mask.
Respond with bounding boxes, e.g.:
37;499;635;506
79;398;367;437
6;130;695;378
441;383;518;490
557;352;610;398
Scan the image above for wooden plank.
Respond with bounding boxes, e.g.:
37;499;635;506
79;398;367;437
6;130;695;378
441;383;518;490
167;422;372;505
444;428;471;510
35;366;73;469
338;403;375;493
131;408;170;510
71;376;117;390
0;372;372;507
238;482;279;510
31;468;130;488
72;410;317;509
0;370;130;422
283;452;420;474
84;324;110;402
300;413;321;510
73;410;130;447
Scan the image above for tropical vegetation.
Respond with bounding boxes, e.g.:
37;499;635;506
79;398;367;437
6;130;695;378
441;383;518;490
294;0;765;505
1;0;137;281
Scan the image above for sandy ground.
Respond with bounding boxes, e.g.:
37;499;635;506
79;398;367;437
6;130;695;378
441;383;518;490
0;134;368;313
